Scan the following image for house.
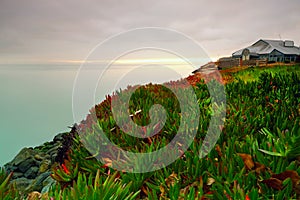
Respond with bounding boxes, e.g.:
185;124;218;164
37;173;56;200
232;39;300;63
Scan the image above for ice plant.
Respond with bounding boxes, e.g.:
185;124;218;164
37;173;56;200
0;167;19;199
51;159;79;184
46;66;300;199
62;163;70;174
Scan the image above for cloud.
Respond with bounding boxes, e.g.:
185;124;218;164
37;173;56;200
0;0;300;64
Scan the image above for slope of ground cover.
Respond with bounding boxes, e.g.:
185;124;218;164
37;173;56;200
2;66;300;199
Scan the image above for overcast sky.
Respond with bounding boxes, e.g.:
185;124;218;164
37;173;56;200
1;0;300;64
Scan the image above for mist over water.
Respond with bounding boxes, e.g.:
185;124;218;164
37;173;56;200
0;64;193;165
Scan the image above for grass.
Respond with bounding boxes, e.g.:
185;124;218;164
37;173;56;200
229;64;300;83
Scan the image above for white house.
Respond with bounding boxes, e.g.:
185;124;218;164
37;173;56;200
232;39;300;62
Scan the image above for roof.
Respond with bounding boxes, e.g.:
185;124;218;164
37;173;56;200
232;39;300;56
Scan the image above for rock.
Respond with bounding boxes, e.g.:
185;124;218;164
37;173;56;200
53;132;65;142
34;154;44;161
18;156;38;173
3;131;71;195
46;145;61;155
35;141;55;153
4;147;40;174
12;172;24;179
11;177;33;192
50;153;58;163
41;176;56;194
4;164;17;173
39;159;51;174
9;148;36;166
26;172;52;192
24;166;39;179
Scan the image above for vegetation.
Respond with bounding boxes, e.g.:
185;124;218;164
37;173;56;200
0;167;19;199
49;171;140;200
225;64;300;83
4;64;300;199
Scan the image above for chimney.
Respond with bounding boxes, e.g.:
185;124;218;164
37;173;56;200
284;40;294;47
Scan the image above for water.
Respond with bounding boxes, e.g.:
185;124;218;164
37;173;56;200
0;65;76;165
0;64;193;165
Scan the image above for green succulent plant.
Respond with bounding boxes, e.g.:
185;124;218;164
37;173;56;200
46;65;300;199
0;167;19;199
51;159;79;185
49;170;140;200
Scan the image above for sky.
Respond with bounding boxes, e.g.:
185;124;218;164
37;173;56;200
0;0;300;65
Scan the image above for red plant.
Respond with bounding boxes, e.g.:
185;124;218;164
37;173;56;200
61;163;70;174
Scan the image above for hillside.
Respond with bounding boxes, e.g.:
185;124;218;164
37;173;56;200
1;64;300;199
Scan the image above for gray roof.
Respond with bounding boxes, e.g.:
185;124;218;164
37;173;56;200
232;39;300;56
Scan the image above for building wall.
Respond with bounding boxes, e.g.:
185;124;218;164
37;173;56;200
218;57;268;68
217;57;240;69
242;59;260;66
268;50;284;62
